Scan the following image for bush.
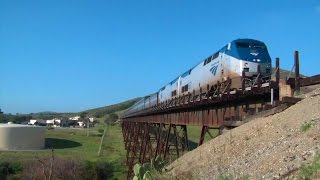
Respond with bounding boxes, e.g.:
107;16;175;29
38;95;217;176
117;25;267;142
133;156;166;180
104;113;119;125
83;161;114;180
0;161;22;179
98;129;104;134
21;156;114;180
95;161;114;179
22;157;82;180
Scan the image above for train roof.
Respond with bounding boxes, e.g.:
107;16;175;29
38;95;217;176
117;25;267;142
232;38;265;44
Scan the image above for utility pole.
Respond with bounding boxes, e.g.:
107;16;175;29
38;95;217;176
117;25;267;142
294;51;300;95
87;118;89;137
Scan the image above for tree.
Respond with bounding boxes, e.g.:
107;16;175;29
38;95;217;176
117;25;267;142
79;112;88;119
93;112;102;118
109;113;118;120
104;113;119;125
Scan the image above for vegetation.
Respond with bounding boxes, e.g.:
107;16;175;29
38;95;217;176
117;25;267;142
133;156;166;180
299;153;320;179
133;163;153;180
0;112;74;124
18;154;116;180
104;113;119;125
31;112;76;120
0;97;143;179
301;121;313;132
80;111;88;118
0;161;22;179
0;113;32;124
0;122;127;179
0;97;139;125
217;175;233;180
187;126;219;150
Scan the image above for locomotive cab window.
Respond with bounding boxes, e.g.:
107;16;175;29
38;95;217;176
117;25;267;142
204;52;219;66
236;42;250;48
212;52;219;60
203;56;213;66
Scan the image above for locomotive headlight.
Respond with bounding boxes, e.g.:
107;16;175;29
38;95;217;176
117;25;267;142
266;64;271;68
243;63;249;72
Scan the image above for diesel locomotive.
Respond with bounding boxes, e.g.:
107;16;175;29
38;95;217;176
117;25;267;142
123;39;272;117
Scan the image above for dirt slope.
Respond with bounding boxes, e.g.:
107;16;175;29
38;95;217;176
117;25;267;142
167;88;320;179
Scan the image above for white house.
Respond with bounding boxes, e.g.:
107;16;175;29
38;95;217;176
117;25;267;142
78;121;84;127
69;116;80;121
28;119;46;125
45;119;55;126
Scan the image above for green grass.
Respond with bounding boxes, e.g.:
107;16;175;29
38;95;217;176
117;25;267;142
0;122;127;179
0;123;218;179
301;122;313;132
187;126;219;150
299;153;320;179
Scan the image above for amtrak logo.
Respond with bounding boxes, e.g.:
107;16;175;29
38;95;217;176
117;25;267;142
210;65;219;76
250;50;259;56
250;52;259;56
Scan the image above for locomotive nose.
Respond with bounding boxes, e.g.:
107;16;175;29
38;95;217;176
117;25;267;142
242;62;271;77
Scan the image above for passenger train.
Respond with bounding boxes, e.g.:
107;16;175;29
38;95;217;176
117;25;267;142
123;39;272;117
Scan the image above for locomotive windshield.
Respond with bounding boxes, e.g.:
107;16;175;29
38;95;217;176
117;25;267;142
234;41;271;63
236;42;266;49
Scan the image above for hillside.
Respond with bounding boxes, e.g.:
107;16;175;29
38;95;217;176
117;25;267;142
82;97;141;118
167;88;320;179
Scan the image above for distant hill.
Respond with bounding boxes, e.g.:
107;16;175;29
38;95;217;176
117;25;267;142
27;98;141;119
30;112;77;120
82;97;141;118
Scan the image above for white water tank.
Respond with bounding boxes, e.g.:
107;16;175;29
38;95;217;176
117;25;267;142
0;124;45;150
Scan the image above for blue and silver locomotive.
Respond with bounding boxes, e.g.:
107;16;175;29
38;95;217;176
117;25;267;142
124;39;272;116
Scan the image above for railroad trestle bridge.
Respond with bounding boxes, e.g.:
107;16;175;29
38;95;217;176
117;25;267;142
121;51;320;179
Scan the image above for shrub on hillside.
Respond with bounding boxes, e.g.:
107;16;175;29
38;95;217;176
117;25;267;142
0;161;22;179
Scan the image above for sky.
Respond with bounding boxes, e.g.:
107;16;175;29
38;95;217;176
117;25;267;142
0;0;319;114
